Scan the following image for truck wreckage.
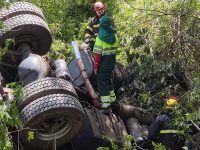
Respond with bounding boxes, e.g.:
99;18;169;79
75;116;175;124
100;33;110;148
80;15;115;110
0;2;189;150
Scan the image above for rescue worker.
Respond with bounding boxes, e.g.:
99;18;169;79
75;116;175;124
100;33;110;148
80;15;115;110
83;1;111;51
84;1;105;51
147;96;185;150
122;96;184;149
93;15;118;113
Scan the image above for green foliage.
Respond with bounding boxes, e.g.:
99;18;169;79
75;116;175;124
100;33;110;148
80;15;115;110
27;131;34;142
7;82;23;101
97;147;110;150
97;135;135;150
168;106;190;136
121;135;135;150
186;107;200;121
152;141;166;150
0;82;23;150
0;100;22;150
120;53;186;114
26;0;93;41
184;75;200;122
1;0;200;149
48;39;73;61
0;102;13;150
113;0;200;74
0;0;10;8
0;39;14;61
119;52;194;138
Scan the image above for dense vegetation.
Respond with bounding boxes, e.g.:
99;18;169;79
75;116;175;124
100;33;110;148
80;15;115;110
0;0;200;149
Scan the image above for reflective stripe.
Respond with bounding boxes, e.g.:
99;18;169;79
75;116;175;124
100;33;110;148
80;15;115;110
93;48;102;54
101;103;110;108
93;24;99;28
85;33;91;38
94;45;103;49
110;96;116;102
104;47;118;51
100;96;111;103
93;45;103;54
86;26;93;32
102;49;118;55
93;36;118;56
160;130;183;134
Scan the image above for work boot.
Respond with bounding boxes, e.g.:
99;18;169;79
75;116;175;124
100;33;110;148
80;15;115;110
100;96;112;114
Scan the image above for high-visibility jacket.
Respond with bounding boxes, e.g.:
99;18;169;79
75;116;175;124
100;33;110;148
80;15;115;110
93;36;118;71
85;15;115;48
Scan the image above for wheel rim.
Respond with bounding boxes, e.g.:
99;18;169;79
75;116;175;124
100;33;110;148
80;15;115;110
36;117;72;141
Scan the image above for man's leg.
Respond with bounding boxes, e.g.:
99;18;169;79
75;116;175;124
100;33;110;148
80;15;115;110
97;71;112;109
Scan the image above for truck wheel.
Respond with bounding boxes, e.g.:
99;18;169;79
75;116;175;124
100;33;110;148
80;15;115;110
0;2;45;21
20;94;86;149
112;62;128;91
18;77;77;111
0;14;51;55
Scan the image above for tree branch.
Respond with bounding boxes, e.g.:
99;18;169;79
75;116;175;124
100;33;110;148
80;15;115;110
123;0;178;16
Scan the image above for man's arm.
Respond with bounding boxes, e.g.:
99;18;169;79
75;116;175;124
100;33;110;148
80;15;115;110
94;53;101;74
93;37;103;74
85;19;94;44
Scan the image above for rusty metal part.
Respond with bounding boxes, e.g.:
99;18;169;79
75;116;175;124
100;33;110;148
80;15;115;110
109;113;126;142
71;41;101;108
81;108;127;142
112;102;155;125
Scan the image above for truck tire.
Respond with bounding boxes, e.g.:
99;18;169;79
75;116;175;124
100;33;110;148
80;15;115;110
112;62;128;91
20;94;86;149
0;14;51;55
0;2;45;21
18;77;77;111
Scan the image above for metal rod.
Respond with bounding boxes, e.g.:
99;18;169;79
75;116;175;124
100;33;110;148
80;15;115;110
71;41;81;60
71;41;101;108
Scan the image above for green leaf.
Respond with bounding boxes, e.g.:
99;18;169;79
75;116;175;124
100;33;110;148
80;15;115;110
27;131;34;142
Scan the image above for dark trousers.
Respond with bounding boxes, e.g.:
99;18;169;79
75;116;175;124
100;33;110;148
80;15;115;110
97;70;113;96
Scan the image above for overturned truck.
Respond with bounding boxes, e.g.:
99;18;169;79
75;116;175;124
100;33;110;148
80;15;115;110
0;2;181;150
